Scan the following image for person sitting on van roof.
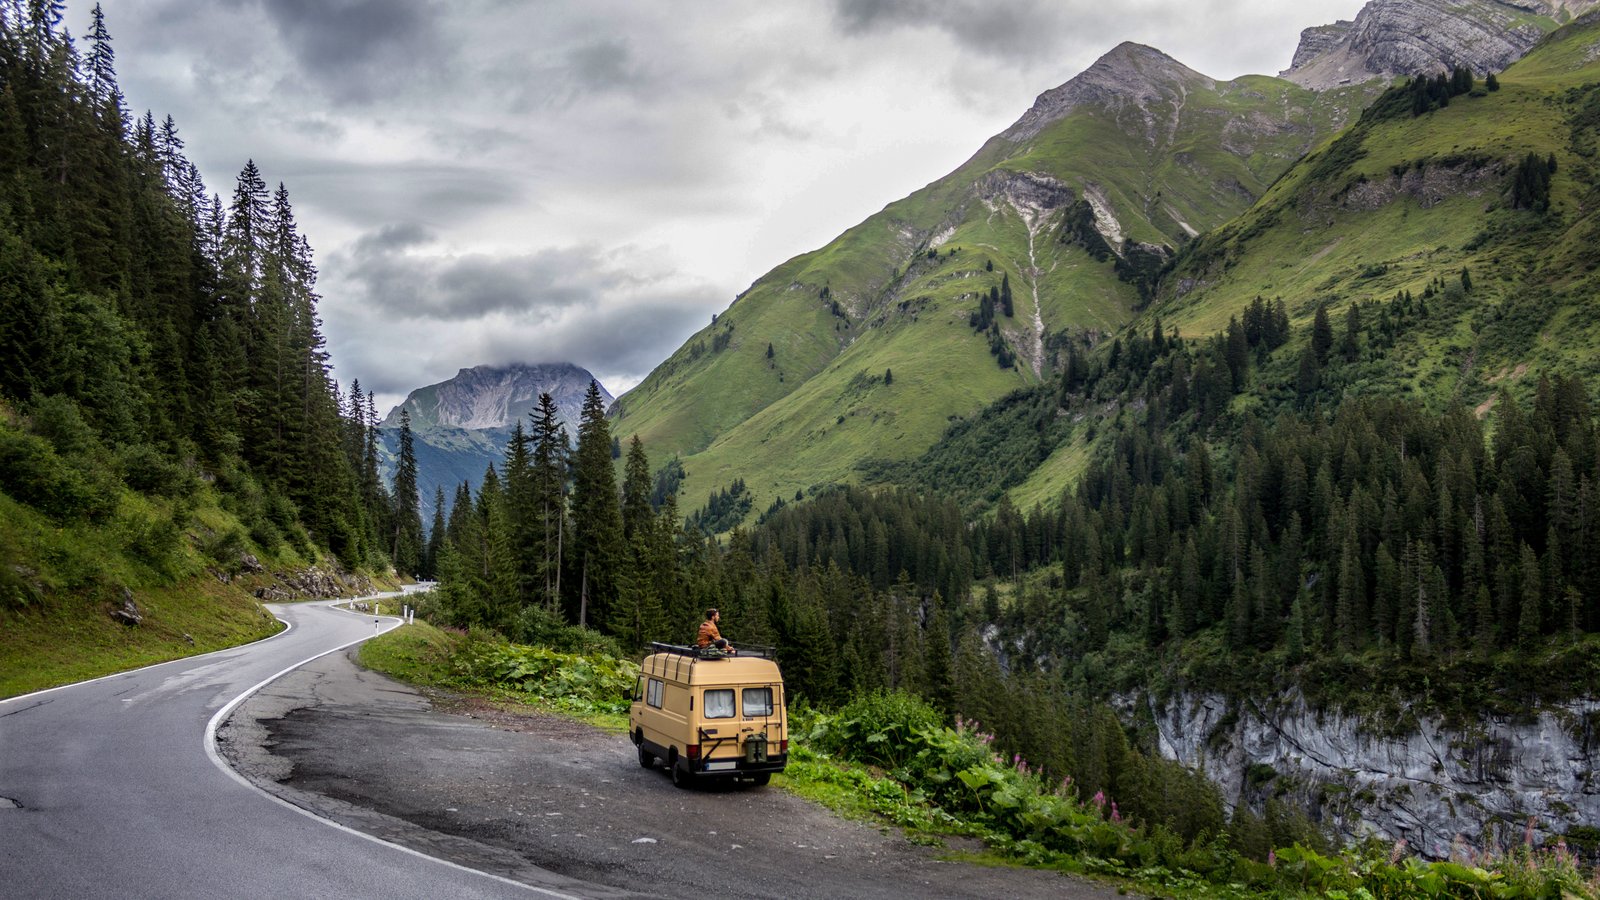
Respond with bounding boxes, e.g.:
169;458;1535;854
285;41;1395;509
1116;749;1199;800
696;608;735;654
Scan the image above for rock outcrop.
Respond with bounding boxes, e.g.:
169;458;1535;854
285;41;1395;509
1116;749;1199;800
1283;0;1600;89
1148;690;1600;858
252;565;376;602
110;589;142;626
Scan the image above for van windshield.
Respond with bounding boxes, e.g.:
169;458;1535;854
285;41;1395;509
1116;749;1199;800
742;687;772;717
704;689;735;719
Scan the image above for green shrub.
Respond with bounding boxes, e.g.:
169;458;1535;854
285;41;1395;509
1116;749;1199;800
811;689;945;768
28;394;101;459
0;426;116;521
453;635;639;715
118;443;196;499
201;527;250;570
123;508;182;571
513;605;625;657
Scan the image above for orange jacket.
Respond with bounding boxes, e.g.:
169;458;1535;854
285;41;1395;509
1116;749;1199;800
696;619;722;647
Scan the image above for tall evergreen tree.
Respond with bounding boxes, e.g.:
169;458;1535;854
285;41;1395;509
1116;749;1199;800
570;381;624;629
391;409;424;575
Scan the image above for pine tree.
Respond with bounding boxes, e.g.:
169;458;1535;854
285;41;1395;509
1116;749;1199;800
1339;303;1361;363
1295;347;1320;400
1311;303;1333;365
1518;542;1542;648
621;436;653;541
424;487;447;579
529;393;569;612
570;381;624;630
391;409;424;575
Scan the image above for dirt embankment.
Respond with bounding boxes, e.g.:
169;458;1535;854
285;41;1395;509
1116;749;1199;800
217;649;1124;900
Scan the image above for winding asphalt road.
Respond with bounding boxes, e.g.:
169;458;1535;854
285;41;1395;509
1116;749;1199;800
0;595;589;899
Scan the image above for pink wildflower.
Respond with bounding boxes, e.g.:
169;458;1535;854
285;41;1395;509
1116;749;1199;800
1524;816;1537;848
1091;790;1106;811
1389;839;1408;865
1268;849;1277;868
1110;802;1121;824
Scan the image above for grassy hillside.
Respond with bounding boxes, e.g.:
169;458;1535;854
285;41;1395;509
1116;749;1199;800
1155;17;1600;410
0;403;386;699
614;49;1375;521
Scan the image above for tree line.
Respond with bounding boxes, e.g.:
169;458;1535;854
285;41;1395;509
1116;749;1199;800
0;4;399;571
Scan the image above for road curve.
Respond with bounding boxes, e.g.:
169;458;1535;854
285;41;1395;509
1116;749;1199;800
0;595;584;900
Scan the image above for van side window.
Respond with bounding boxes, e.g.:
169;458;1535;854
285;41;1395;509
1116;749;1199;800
647;678;663;708
703;689;735;719
742;687;772;717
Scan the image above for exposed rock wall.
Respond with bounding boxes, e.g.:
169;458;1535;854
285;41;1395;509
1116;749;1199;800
1147;690;1600;858
1336;159;1507;211
1283;0;1600;89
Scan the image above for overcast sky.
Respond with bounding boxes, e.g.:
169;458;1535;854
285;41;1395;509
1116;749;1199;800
79;0;1364;415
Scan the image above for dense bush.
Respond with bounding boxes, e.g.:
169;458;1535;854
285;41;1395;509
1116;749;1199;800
118;444;197;499
0;425;116;521
452;633;639;715
512;605;626;657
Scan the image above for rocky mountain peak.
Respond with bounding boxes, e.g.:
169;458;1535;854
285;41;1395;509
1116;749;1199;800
1003;41;1213;143
382;362;608;432
1282;0;1600;89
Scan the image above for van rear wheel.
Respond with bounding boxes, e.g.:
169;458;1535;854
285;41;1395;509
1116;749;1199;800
670;758;694;789
749;772;771;787
637;745;654;768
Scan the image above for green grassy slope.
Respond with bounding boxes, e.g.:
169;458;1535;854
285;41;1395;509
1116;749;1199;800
0;486;288;698
1153;16;1600;410
614;48;1374;520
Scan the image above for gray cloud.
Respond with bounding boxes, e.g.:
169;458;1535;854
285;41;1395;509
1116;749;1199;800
256;0;446;104
83;0;1368;412
832;0;1070;63
335;228;708;327
325;233;711;400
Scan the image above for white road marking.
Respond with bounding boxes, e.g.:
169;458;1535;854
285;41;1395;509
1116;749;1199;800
202;601;584;900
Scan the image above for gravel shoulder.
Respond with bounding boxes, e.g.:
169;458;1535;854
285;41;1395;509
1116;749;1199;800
217;647;1124;900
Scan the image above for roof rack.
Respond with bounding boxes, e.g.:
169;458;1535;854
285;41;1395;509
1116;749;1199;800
648;641;776;660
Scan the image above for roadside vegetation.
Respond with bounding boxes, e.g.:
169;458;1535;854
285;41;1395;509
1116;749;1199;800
362;620;1600;899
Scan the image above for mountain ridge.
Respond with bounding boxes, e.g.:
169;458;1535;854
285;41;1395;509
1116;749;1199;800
382;362;608;432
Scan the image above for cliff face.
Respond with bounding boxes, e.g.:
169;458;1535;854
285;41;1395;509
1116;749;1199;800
1147;690;1600;858
1282;0;1600;89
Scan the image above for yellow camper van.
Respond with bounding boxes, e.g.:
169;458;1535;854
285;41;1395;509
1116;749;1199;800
630;642;787;787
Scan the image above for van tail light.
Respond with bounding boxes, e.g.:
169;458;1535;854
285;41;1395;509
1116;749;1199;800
778;740;787;754
686;744;701;760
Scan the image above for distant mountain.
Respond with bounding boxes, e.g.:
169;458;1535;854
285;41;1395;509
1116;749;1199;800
378;363;611;518
381;362;602;432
